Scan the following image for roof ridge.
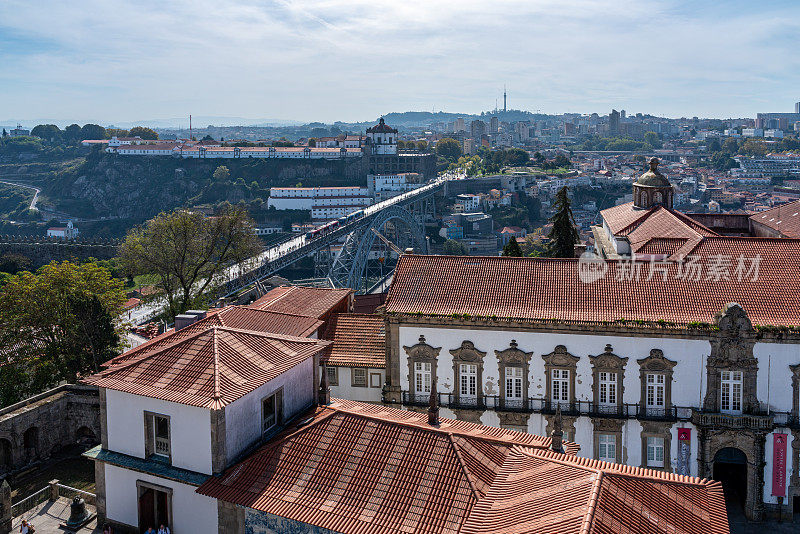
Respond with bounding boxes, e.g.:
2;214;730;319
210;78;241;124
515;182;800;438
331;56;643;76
211;327;222;405
447;433;481;501
237;305;325;321
98;326;216;376
528;448;715;487
579;471;603;534
211;325;329;344
330;402;550;449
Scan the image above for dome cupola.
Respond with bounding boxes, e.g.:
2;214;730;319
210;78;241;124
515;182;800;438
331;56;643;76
633;157;673;209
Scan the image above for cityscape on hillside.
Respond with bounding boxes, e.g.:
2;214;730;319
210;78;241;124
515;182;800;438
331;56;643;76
2;2;800;534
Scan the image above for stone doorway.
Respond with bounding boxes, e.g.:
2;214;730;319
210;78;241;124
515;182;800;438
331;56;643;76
713;447;748;510
137;484;171;534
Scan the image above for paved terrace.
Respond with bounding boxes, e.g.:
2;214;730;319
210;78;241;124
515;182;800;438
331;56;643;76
13;497;99;533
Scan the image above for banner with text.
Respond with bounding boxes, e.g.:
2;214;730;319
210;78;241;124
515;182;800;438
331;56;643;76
772;433;788;497
677;428;691;476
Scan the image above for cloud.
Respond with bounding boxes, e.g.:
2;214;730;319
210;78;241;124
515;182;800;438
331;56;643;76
1;0;799;124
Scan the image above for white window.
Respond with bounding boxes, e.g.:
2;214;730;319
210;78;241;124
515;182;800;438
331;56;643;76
552;369;570;403
720;370;743;414
369;372;382;388
414;362;431;394
646;373;665;413
326;366;338;386
597;434;616;463
262;390;283;435
599;371;617;406
646;436;665;468
153;414;171;458
352;368;368;387
460;363;477;398
505;367;523;400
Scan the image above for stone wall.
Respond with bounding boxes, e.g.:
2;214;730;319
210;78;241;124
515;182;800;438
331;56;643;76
0;384;100;476
0;236;119;268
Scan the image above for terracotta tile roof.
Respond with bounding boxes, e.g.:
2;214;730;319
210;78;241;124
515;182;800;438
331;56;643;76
750;199;800;237
633;237;686;256
386;251;800;326
322;314;385;368
251;286;352;319
198;400;725;534
108;306;322;366
197;399;577;534
462;448;729;534
85;326;329;409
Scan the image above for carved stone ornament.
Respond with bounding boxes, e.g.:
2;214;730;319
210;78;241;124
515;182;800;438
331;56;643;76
592;417;624;432
495;340;533;365
715;302;754;337
403;335;441;360
589;344;629;371
637;349;677;371
542;345;579;367
497;411;529;428
449;340;487;362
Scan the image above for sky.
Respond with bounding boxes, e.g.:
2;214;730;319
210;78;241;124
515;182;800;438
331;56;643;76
1;0;800;126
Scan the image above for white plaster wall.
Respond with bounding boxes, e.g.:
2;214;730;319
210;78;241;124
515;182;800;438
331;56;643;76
104;463;218;534
224;358;315;464
329;367;384;403
754;343;799;412
397;326;710;407
762;430;794;505
105;390;212;474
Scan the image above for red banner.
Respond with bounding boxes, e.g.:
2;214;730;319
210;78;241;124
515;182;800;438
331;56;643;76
772;433;788;497
677;428;691;476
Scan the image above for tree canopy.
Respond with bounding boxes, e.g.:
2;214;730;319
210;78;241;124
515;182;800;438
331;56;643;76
501;238;523;257
0;261;127;403
436;138;462;161
80;124;106;140
212;165;231;182
30;124;62;141
546;187;579;258
442;239;468;255
119;206;262;318
129;126;159;140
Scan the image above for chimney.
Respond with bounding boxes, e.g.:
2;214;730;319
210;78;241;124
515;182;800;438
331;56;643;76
319;364;331;405
174;309;207;331
404;247;415;255
186;309;207;321
428;379;439;426
551;405;564;453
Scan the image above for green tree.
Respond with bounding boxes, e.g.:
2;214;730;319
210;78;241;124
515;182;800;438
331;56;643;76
504;147;530;166
213;165;231;182
308;138;317;147
416;140;428;152
80;123;106;140
105;128;129;139
0;261;126;388
501;238;522;257
1;128;6;138
643;131;663;149
739;139;768;157
119;206;262;318
546;187;579;258
442;239;468;255
30;124;62;142
129;126;158;140
706;137;721;153
64;123;82;142
436;138;462;161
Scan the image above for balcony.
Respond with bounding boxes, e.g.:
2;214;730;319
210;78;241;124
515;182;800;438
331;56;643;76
691;410;774;430
400;392;681;422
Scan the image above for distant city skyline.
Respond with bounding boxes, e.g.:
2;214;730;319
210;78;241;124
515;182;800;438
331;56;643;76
2;0;800;124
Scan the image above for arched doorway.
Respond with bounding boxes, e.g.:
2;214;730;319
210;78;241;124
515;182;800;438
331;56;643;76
23;427;39;463
0;438;12;472
713;447;748;510
75;426;97;446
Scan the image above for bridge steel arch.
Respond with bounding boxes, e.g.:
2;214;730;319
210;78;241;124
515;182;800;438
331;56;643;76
327;204;427;292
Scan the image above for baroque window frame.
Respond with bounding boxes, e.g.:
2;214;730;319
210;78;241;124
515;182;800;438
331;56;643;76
403;335;441;401
589;344;628;415
450;340;487;406
640;421;672;472
542;345;579;408
495;340;533;410
637;349;677;417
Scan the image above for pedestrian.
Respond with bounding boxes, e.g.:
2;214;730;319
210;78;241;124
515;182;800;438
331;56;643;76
103;523;113;534
145;527;155;534
158;524;170;534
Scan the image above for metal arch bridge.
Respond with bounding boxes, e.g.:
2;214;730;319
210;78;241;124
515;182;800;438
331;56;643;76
217;174;459;297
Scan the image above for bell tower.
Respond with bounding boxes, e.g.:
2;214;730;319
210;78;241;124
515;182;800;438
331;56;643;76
633;157;673;210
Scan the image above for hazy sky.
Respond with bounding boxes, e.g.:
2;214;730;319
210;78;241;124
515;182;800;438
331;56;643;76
2;0;799;125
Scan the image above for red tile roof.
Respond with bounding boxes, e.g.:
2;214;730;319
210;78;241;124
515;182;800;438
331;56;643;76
386;251;800;326
462;448;728;534
108;306;322;366
85;326;329;409
251;286;352;319
750;199;800;237
322;314;385;368
198;400;725;534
